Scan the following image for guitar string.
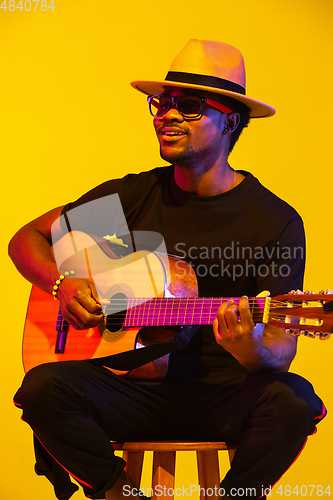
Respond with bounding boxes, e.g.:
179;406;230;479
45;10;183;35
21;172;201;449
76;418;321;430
103;299;303;312
101;301;321;327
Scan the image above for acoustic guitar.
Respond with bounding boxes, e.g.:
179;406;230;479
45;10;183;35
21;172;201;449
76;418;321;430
22;232;333;379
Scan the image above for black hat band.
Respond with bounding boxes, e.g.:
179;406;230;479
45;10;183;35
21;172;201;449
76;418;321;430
165;71;246;95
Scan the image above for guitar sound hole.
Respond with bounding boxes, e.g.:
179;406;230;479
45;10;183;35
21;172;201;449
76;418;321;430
105;292;127;332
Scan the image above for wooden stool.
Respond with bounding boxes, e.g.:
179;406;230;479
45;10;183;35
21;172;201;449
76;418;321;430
112;441;236;500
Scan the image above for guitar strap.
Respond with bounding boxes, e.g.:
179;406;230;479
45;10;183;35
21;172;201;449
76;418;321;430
87;325;200;371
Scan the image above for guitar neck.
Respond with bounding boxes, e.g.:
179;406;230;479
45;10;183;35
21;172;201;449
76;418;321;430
123;297;267;327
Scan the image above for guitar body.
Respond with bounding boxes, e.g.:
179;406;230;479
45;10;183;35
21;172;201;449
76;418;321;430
22;232;198;379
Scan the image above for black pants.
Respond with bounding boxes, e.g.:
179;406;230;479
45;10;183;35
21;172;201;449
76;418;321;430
14;361;326;500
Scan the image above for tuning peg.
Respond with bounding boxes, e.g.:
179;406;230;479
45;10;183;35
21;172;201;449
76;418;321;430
286;329;301;336
319;289;333;295
303;331;317;339
319;332;331;340
288;290;296;295
304;290;314;295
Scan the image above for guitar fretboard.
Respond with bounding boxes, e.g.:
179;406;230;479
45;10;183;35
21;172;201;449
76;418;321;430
119;297;267;327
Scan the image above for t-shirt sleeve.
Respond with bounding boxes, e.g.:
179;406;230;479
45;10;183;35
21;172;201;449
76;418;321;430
256;218;305;297
58;178;131;242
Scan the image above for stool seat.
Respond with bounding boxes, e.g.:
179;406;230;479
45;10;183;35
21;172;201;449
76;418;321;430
112;441;236;500
113;441;233;451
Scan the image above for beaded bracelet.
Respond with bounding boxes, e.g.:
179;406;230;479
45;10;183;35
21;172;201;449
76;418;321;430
52;270;76;300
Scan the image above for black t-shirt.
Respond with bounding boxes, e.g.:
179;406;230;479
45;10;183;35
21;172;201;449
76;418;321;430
60;166;305;384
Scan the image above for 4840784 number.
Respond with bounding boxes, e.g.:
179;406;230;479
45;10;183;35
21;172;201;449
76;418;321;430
1;0;54;10
276;485;331;496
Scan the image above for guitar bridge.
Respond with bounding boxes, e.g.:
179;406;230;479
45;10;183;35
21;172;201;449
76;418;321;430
55;308;69;353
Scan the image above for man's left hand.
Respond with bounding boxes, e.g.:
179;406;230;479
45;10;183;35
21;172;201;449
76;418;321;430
213;296;271;370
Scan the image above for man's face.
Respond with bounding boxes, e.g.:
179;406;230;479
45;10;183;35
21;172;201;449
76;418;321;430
153;88;226;169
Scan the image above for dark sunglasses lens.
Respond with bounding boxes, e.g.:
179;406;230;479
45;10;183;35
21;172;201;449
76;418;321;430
150;96;171;117
178;96;203;116
149;95;203;117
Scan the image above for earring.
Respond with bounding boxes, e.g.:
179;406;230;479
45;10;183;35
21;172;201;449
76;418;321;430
224;124;229;132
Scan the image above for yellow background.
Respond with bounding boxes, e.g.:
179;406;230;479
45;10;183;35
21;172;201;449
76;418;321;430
1;0;333;498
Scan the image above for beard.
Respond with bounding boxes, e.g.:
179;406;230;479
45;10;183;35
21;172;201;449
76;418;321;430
159;144;209;168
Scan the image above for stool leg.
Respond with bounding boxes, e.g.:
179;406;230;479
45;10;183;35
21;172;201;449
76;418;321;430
228;448;236;464
197;450;220;500
123;450;144;490
152;450;176;500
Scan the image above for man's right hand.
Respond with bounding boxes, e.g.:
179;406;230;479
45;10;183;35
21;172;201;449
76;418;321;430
57;277;110;330
8;205;111;331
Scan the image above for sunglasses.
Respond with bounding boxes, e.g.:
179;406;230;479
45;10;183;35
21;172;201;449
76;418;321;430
147;94;232;119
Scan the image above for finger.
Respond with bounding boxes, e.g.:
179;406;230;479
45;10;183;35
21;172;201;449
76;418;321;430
63;297;104;330
76;286;104;315
223;302;240;336
213;317;226;342
64;307;104;330
214;301;234;340
88;282;111;309
100;297;111;306
212;317;221;340
256;290;270;298
238;296;255;331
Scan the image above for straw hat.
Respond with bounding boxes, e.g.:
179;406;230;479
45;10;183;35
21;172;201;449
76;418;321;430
131;39;275;118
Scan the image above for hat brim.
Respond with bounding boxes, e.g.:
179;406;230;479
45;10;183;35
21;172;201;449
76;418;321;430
131;80;276;118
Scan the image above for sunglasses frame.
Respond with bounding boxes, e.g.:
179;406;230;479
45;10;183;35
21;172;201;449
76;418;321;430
147;94;232;118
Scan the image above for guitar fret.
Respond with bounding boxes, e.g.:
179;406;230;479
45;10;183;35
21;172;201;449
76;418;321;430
184;298;188;325
138;301;144;326
186;299;192;323
148;299;153;326
161;301;168;325
207;298;213;323
139;300;146;326
175;298;180;325
154;298;160;326
169;297;174;326
157;299;161;326
134;301;139;326
143;300;148;326
181;298;188;324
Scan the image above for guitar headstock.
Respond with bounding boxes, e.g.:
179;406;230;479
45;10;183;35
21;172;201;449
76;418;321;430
270;289;333;340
